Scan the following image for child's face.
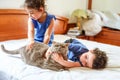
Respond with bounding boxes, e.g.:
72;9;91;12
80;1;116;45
25;8;44;20
79;50;95;68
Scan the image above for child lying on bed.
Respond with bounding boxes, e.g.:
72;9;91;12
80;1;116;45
46;39;108;69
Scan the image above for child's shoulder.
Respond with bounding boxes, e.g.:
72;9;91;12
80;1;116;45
46;13;56;19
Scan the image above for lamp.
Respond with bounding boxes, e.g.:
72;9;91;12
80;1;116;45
71;9;87;30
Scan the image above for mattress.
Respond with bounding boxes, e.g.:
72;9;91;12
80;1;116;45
0;35;120;80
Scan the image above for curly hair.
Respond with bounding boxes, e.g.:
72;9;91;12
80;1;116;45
24;0;45;10
92;48;108;69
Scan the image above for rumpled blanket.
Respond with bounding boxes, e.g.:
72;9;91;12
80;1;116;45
93;10;120;30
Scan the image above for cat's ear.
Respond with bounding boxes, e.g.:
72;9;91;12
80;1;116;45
52;41;57;44
65;43;69;46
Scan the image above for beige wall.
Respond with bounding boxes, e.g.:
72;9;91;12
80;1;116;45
0;0;88;23
0;0;25;9
92;0;120;13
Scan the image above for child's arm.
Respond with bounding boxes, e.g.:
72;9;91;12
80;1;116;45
26;18;35;49
52;53;81;68
43;18;54;44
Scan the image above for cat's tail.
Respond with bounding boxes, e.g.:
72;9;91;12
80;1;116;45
1;44;19;54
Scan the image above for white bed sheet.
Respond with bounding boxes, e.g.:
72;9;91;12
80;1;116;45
0;35;120;80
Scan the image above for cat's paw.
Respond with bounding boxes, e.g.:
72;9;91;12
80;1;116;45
59;68;68;71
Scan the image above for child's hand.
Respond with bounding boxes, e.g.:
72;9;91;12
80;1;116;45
52;53;64;63
26;41;35;50
45;48;52;59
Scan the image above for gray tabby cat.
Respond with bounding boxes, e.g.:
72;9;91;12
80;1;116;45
1;41;69;71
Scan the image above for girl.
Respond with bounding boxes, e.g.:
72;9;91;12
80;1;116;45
24;0;56;49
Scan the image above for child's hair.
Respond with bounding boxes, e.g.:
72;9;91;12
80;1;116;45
24;0;45;10
92;48;108;69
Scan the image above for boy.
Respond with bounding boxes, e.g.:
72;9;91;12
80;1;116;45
51;39;108;69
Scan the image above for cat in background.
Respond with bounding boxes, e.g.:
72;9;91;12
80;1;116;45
1;41;69;71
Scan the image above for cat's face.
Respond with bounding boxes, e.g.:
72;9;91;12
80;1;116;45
50;42;69;56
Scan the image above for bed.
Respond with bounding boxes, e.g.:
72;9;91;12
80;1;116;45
87;0;120;46
0;9;120;80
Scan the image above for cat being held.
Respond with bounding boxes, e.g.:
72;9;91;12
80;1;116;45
1;41;69;71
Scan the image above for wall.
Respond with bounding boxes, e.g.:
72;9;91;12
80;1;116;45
92;0;120;13
0;0;25;9
0;0;88;23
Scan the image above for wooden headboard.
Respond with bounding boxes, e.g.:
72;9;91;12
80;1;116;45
88;0;92;10
0;9;69;41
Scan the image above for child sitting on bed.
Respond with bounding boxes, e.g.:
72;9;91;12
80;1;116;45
49;39;108;69
24;0;56;49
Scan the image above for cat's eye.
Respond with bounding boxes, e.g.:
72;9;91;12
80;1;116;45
55;45;59;47
61;46;65;48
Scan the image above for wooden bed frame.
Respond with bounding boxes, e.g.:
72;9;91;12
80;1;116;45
0;9;69;41
86;0;120;46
